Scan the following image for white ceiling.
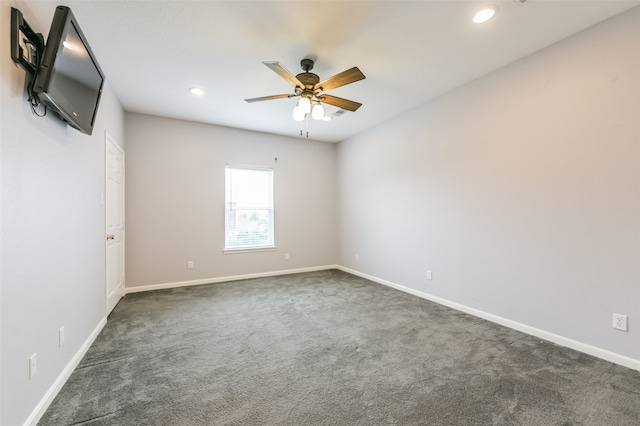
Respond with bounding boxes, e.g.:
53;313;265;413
27;0;640;142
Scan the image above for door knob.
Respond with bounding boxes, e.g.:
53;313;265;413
107;234;115;240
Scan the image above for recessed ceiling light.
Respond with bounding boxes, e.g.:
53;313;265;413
473;5;498;24
189;87;205;96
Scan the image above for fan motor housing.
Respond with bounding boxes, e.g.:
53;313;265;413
296;72;320;88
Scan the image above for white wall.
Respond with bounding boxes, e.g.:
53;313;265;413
338;7;640;363
0;2;125;424
125;113;337;289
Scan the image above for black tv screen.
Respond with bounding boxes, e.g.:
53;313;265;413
33;6;104;135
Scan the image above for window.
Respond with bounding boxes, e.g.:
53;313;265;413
224;165;274;251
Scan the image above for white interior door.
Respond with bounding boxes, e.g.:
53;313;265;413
106;132;125;315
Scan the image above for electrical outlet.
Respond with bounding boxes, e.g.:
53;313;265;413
285;253;290;260
29;353;37;379
613;313;628;331
59;326;65;347
187;261;194;269
427;270;432;280
355;254;359;262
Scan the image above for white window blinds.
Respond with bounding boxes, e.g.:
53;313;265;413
224;165;274;250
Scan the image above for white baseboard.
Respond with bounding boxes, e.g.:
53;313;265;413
125;265;340;294
338;266;640;373
24;317;108;426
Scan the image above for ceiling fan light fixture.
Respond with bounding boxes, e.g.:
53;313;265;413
473;5;498;23
312;103;324;120
297;96;312;114
292;105;305;121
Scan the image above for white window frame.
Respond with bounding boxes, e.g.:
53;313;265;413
223;164;275;254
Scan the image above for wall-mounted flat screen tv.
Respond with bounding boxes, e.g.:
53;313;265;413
33;6;104;135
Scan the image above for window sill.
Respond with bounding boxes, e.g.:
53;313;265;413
223;246;277;255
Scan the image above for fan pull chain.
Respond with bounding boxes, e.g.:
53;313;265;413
298;113;310;138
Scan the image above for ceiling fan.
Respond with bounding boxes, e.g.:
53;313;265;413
244;59;366;121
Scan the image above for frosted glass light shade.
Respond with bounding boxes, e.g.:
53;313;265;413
297;96;312;114
292;105;305;121
312;103;324;120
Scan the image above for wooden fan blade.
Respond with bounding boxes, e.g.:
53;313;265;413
316;67;365;92
319;94;362;112
263;61;304;88
244;94;297;103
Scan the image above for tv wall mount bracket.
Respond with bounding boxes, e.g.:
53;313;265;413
10;7;45;76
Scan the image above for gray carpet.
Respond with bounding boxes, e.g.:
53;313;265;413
39;269;640;425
